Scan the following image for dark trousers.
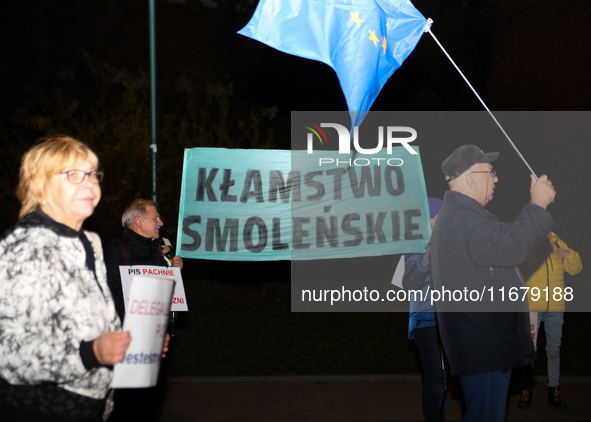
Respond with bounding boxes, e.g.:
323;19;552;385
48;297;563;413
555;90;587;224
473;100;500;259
108;351;170;422
519;362;534;390
0;379;104;422
460;369;512;422
414;326;445;422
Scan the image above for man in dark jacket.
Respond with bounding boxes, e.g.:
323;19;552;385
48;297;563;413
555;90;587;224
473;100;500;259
430;145;556;422
105;199;183;320
104;199;183;422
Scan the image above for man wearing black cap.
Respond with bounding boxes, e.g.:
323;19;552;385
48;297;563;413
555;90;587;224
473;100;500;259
429;144;556;422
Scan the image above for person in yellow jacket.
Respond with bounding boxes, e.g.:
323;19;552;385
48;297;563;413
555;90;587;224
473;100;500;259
518;232;582;409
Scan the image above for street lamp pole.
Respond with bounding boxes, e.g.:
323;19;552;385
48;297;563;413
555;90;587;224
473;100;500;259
149;0;158;203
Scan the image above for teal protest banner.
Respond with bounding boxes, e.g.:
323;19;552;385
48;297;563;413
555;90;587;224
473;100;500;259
176;147;430;261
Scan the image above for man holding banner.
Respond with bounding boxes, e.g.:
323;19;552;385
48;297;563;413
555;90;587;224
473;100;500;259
105;199;183;321
105;199;182;422
430;144;556;422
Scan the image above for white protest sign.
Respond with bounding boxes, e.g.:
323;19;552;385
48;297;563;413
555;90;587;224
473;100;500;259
112;276;173;388
119;266;188;311
390;255;405;289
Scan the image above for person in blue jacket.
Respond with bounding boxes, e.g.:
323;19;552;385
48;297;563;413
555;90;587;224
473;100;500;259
403;197;444;422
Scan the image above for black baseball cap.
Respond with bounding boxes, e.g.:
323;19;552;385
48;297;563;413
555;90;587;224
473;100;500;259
442;144;499;181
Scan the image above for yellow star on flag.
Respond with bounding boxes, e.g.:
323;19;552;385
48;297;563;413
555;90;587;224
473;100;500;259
350;11;363;28
368;30;380;47
381;36;387;54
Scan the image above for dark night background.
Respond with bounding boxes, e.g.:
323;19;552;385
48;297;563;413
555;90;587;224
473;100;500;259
0;0;590;374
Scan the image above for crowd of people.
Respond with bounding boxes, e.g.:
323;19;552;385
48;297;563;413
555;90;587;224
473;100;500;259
0;136;583;422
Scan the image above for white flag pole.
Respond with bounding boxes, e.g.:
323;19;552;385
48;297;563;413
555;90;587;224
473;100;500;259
426;19;539;179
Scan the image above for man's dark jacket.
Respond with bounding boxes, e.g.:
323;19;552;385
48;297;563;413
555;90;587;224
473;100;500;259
430;191;554;376
104;227;167;321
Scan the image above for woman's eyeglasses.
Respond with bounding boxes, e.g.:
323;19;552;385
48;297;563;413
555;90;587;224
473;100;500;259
57;170;104;184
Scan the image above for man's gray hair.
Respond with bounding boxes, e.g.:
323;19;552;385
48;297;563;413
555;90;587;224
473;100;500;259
121;199;158;227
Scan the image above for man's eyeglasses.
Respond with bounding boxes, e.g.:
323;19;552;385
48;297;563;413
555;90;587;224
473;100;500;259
471;168;497;177
58;170;104;184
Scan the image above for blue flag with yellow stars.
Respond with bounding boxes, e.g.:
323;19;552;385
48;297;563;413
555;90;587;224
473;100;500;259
238;0;430;128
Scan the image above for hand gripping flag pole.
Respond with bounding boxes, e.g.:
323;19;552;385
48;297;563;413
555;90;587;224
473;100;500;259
426;19;539;179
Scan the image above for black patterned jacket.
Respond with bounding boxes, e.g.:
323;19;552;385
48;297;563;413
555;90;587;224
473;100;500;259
0;210;121;401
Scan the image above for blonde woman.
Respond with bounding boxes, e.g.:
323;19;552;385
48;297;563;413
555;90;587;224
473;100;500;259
0;137;130;421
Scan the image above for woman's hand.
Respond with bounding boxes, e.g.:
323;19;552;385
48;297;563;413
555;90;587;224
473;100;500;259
93;332;131;366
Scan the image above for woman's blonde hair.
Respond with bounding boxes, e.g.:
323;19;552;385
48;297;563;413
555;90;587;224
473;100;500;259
17;136;99;218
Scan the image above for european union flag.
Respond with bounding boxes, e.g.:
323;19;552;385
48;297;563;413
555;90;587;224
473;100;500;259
238;0;430;128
